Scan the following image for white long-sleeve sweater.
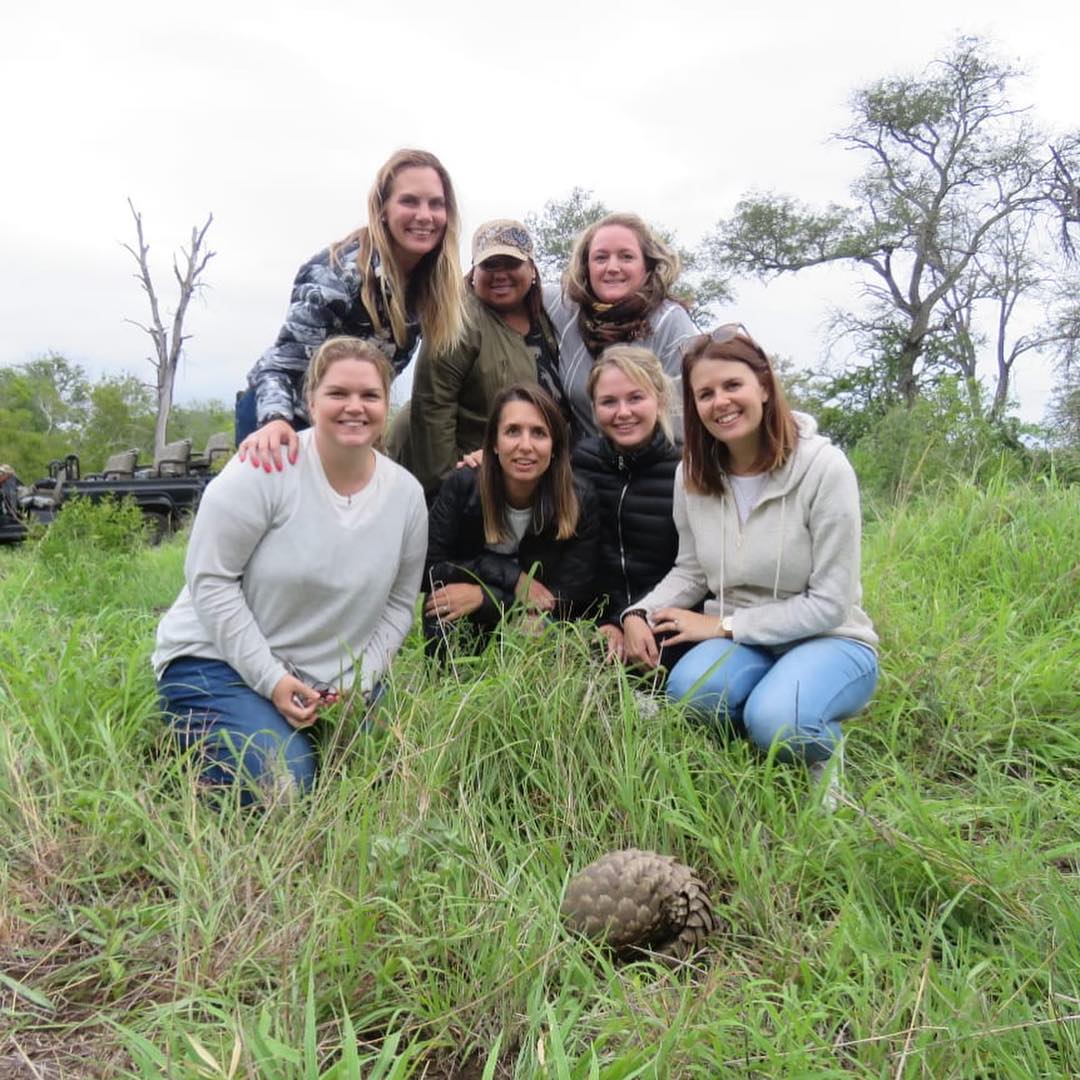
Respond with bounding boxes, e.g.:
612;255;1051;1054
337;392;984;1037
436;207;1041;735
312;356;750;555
634;417;878;651
152;430;428;696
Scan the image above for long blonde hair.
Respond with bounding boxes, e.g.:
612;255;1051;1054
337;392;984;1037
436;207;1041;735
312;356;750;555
331;149;465;354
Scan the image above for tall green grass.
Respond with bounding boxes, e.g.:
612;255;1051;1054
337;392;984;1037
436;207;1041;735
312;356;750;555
2;476;1078;1077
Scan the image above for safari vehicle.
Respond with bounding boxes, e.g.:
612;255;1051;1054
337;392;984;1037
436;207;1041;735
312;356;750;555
1;432;232;544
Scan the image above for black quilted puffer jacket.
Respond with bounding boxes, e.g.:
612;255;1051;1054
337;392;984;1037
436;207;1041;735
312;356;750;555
572;427;681;625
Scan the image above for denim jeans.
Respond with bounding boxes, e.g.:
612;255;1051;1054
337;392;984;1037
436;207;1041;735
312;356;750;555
158;656;318;804
233;387;310;445
665;636;879;764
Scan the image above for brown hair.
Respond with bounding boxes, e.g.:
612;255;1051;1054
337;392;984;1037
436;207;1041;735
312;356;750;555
479;384;579;544
330;149;465;354
562;212;680;308
586;344;674;444
681;331;797;496
304;336;393;406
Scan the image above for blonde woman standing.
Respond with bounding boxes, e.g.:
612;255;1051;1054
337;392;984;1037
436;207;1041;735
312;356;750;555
237;149;466;470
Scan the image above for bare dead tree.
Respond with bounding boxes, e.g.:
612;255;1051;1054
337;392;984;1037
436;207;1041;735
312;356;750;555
1050;142;1080;258
123;199;215;457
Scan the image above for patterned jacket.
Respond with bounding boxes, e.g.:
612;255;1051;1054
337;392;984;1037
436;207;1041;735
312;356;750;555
246;243;419;426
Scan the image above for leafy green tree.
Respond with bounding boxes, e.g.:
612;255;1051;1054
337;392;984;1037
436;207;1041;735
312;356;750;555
525;187;610;281
849;378;1030;502
0;355;91;479
77;374;157;472
170;398;234;455
1043;365;1080;481
707;36;1079;415
0;354;89;435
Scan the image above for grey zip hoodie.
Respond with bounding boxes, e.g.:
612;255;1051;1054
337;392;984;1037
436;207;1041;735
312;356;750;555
634;414;878;651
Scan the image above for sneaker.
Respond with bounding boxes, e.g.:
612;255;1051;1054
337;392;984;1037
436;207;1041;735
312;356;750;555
807;747;843;811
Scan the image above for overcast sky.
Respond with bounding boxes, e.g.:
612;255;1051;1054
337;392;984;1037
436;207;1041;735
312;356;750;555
2;0;1075;422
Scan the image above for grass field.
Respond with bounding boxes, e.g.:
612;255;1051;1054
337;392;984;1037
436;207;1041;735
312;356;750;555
2;475;1078;1078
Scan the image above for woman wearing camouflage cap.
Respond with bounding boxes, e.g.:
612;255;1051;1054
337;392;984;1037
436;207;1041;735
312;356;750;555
396;219;566;498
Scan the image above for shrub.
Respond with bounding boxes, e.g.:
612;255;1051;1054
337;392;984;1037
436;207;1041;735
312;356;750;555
36;495;149;565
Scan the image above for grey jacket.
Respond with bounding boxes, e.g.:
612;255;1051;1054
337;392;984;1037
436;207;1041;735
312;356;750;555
543;284;699;441
634;416;878;650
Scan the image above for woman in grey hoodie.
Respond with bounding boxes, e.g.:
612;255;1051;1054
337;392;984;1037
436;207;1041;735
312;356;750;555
622;326;878;787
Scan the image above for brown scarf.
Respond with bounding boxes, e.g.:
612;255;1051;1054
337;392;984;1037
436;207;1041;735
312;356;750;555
569;275;669;358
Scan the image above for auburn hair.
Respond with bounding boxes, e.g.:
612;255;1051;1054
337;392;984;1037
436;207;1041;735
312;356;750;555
681;331;797;496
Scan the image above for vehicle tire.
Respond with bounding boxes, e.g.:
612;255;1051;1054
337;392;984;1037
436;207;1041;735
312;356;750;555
142;510;171;545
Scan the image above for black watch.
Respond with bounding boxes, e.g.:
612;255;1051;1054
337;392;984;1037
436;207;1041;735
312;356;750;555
260;412;294;427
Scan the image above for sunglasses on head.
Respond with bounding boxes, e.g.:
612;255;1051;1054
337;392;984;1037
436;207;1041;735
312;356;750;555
687;322;768;361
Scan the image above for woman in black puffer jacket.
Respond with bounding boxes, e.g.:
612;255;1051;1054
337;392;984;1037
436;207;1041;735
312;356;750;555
571;345;684;666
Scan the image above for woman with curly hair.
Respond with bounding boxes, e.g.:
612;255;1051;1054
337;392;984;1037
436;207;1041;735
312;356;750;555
236;148;466;470
544;212;700;442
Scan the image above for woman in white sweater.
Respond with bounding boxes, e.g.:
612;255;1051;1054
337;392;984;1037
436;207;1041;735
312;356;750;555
154;337;427;802
623;326;878;780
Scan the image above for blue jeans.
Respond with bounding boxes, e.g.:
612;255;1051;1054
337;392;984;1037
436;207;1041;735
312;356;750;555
233;387;310;445
665;636;878;764
158;656;317;804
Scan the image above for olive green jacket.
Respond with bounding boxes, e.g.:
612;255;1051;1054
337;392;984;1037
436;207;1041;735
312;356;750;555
397;293;557;497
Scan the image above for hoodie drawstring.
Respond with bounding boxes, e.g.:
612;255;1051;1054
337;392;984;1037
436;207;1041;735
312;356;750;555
772;495;786;600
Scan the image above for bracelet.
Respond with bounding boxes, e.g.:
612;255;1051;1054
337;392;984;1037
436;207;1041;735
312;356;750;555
620;607;648;627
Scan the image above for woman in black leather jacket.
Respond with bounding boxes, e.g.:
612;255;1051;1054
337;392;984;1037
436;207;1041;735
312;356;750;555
571;345;682;664
424;383;597;655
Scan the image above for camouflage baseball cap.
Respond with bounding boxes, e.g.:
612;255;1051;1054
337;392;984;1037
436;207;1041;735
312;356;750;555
471;219;534;267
